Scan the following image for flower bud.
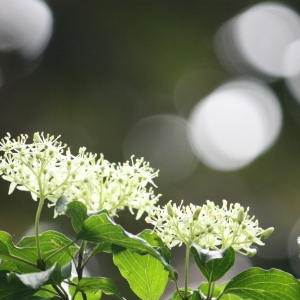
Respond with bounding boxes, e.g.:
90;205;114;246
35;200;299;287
193;207;201;221
33;132;41;143
261;227;274;239
246;248;257;257
167;203;174;217
236;207;244;224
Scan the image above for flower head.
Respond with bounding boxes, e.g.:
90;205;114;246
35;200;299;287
146;199;273;256
63;155;161;219
0;132;92;201
0;132;160;219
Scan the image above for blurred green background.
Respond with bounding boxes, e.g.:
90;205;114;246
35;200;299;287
1;1;300;299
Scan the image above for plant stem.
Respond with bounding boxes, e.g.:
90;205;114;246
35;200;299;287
35;196;45;269
77;241;87;280
207;281;215;300
215;290;224;300
44;239;77;262
175;280;184;299
76;240;88;300
52;284;69;300
184;244;190;299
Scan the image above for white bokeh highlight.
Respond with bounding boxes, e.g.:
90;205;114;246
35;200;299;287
215;2;300;78
0;0;53;59
123;114;197;184
188;80;282;171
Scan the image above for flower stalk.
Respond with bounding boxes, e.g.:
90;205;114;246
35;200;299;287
35;196;45;269
77;241;88;300
183;244;190;299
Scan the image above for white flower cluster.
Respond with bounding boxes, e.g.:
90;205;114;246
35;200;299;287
0;132;160;218
62;154;161;219
145;200;273;256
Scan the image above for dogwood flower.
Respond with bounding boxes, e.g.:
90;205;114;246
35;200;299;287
63;155;161;219
0;132;93;201
0;132;160;219
146;199;273;256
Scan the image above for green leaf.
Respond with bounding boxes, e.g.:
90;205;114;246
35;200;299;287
61;261;72;279
199;282;221;299
72;292;101;300
69;277;102;300
0;230;78;279
76;213;152;252
31;285;60;299
139;230;172;267
223;267;300;300
17;230;79;284
199;282;241;300
219;293;242;300
0;231;39;273
14;263;57;289
76;277;124;299
0;270;36;300
76;213;177;280
89;241;113;255
113;230;169;300
113;250;168;300
30;297;62;300
171;288;202;300
139;230;172;266
190;244;235;282
138;229;165;247
66;201;88;233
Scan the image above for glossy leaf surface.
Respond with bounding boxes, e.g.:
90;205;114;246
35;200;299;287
113;230;169;300
13;230;78;283
14;263;57;289
199;282;241;300
66;201;88;233
0;270;36;300
171;288;202;300
76;277;124;299
223;267;300;300
77;213;177;280
0;231;39;273
68;277;102;300
31;285;60;299
191;244;235;282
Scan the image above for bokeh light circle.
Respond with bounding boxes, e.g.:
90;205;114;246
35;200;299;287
0;0;53;59
188;80;282;171
215;2;300;78
123;114;197;184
